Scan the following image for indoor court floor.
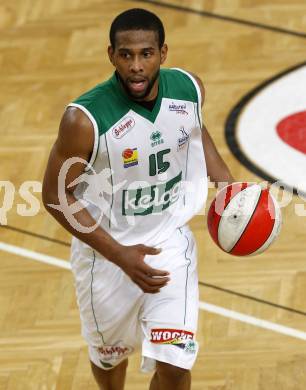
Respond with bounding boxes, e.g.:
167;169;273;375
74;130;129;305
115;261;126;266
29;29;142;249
1;0;306;389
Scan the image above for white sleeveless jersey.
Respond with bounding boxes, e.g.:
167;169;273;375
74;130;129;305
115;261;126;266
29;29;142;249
68;68;208;252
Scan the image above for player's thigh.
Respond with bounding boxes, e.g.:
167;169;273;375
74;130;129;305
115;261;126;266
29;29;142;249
71;248;144;369
141;225;199;371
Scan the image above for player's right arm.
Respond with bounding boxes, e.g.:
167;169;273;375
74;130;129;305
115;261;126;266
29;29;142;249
42;107;169;293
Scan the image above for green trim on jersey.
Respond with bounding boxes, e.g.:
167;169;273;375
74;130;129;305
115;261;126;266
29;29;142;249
104;134;114;229
72;77;130;136
162;68;198;103
72;68;199;134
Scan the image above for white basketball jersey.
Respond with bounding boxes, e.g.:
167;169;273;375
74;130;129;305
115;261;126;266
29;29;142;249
68;68;208;252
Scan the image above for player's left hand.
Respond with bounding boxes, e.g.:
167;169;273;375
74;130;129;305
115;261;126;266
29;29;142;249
113;244;170;294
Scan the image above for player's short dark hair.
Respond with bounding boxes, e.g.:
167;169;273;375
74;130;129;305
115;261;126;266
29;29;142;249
109;8;165;49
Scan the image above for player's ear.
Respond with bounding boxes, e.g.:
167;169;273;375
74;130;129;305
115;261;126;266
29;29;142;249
108;45;115;65
160;43;168;64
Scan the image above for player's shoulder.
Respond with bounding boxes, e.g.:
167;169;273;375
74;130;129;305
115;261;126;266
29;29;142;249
186;71;205;107
54;105;94;160
71;74;115;108
161;67;204;105
60;106;93;142
62;106;92;128
68;73;129;134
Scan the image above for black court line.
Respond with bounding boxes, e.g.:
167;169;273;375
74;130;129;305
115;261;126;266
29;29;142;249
199;281;306;317
3;224;305;317
134;0;306;39
0;225;70;247
225;60;306;197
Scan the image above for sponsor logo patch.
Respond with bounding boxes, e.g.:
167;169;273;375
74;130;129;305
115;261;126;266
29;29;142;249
122;148;138;168
97;342;133;362
150;328;196;353
150;130;164;147
169;102;188;115
177;126;190;150
151;328;194;344
182;339;197;354
112;117;135;139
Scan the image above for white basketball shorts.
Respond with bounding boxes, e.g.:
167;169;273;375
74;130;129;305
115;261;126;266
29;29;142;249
70;224;199;372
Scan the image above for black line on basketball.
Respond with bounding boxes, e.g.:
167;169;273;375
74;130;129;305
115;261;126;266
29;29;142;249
199;281;306;317
230;187;273;255
134;0;306;39
218;184;256;253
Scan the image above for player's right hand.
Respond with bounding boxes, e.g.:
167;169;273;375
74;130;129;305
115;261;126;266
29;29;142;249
114;244;170;294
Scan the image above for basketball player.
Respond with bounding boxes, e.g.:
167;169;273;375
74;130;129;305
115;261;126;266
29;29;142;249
42;8;234;390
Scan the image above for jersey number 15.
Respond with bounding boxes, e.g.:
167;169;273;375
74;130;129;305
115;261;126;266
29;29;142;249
149;149;171;176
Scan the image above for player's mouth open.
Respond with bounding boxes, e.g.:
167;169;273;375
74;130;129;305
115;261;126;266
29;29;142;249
128;79;147;92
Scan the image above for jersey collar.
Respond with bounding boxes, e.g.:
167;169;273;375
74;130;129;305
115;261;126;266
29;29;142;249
110;71;163;123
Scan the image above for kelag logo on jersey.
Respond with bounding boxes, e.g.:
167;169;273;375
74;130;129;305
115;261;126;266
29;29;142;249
122;171;182;215
225;62;306;196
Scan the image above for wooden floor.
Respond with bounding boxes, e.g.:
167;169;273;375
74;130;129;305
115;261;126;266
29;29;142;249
1;0;306;389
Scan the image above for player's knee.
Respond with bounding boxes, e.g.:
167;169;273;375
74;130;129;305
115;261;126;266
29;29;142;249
117;358;128;371
156;361;190;382
90;359;128;390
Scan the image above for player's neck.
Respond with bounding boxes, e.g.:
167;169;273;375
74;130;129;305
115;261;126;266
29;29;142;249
137;79;159;102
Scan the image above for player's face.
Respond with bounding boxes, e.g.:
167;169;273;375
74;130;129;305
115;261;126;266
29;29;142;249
108;30;168;101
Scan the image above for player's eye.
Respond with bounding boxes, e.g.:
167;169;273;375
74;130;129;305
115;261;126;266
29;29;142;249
143;51;152;58
120;52;131;59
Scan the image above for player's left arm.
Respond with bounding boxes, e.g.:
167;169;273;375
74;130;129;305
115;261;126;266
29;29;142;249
189;72;235;187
